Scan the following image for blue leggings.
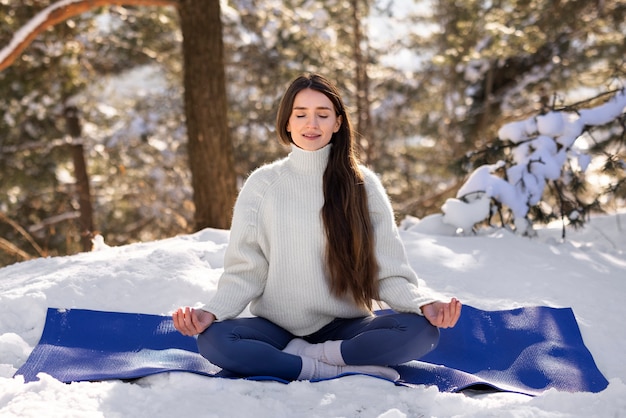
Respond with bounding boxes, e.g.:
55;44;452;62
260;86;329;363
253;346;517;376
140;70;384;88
197;313;439;380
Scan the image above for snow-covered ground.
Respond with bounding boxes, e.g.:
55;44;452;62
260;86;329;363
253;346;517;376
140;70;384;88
1;213;625;417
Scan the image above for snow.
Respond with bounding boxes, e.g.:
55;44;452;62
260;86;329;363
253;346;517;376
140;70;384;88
441;194;491;232
1;212;626;417
445;89;626;234
536;111;565;137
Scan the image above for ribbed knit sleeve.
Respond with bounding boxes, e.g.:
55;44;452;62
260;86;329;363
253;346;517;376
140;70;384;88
200;169;271;320
361;167;438;314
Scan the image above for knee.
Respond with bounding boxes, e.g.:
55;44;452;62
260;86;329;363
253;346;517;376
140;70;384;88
423;322;440;351
400;313;440;354
196;323;229;364
196;329;214;360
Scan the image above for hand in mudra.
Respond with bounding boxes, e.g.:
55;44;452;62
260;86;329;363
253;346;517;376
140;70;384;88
421;298;462;328
172;307;215;336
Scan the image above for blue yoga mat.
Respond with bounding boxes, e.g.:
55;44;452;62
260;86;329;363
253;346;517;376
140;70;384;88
14;305;608;396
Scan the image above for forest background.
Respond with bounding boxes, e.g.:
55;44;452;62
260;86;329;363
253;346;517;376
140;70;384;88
0;0;624;268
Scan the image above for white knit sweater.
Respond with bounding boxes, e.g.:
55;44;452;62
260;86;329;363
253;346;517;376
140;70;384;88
202;144;437;336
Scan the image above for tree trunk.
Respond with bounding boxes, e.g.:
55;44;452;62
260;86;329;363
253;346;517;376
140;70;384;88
71;143;95;250
178;0;237;231
64;105;94;252
351;0;373;163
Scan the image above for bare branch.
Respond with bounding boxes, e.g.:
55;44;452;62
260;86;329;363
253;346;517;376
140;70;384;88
0;136;75;155
28;211;81;235
0;237;34;261
0;212;46;257
0;0;179;72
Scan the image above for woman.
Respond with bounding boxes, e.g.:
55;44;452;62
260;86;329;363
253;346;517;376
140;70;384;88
173;73;461;382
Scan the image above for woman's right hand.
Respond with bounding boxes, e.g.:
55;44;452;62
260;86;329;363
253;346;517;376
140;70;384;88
172;307;216;336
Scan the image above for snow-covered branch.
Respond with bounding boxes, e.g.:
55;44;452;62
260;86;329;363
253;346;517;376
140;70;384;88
0;0;178;72
440;88;626;235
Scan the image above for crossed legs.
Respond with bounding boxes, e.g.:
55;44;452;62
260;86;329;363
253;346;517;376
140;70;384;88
197;313;439;381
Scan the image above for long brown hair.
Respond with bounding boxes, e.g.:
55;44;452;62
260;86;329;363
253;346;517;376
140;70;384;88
276;73;379;310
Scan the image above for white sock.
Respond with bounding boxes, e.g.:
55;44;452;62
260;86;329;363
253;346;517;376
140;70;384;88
297;356;400;382
283;338;345;366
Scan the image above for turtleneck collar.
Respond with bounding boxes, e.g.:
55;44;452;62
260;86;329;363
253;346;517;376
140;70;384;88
287;144;331;173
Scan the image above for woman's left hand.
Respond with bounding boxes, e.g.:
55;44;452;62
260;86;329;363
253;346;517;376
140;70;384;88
172;307;216;336
421;298;462;328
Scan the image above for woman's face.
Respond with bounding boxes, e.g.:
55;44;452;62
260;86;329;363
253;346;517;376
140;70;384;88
287;88;342;151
